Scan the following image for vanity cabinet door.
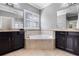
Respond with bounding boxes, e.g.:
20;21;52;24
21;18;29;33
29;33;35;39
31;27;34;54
56;36;65;49
74;36;79;55
0;32;10;54
66;32;79;53
55;31;67;49
12;31;24;50
19;31;24;48
11;32;20;50
66;36;75;52
0;31;24;55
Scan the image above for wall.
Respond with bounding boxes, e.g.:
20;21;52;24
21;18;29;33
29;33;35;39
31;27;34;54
41;3;62;30
41;3;62;35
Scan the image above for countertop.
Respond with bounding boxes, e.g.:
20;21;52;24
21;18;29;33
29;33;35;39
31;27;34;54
42;29;79;32
53;29;79;32
0;30;20;32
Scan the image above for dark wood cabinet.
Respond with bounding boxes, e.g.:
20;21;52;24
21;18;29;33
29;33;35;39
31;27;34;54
55;31;79;55
12;31;24;50
0;32;10;54
73;36;79;55
0;30;25;55
66;35;74;52
56;31;67;49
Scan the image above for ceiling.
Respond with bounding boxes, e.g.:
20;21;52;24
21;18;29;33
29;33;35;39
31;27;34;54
29;3;52;9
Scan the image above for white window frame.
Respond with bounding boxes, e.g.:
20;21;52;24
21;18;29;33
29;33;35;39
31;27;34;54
24;9;40;30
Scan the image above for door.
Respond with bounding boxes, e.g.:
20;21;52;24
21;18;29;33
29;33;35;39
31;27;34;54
0;32;10;54
66;35;75;52
56;36;65;49
56;31;66;49
74;36;79;55
19;30;24;48
66;32;79;53
11;32;19;50
12;31;24;50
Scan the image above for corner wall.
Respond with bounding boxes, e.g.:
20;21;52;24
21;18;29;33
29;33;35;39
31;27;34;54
41;3;62;35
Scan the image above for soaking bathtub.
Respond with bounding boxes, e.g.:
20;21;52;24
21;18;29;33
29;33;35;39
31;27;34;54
25;34;55;50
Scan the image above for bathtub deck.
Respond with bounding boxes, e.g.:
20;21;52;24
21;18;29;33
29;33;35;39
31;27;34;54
29;34;53;39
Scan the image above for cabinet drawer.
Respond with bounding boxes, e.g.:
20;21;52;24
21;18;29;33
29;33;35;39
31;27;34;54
68;32;79;36
56;31;68;37
56;31;67;34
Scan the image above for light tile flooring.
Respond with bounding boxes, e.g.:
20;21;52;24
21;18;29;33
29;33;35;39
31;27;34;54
4;48;75;56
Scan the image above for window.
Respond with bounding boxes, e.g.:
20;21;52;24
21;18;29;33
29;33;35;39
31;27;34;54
24;10;40;29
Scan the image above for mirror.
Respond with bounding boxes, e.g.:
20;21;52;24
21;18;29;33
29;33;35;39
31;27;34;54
57;3;79;29
0;10;24;30
66;4;78;29
66;13;78;29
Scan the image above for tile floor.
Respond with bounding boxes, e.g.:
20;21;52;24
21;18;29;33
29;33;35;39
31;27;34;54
4;48;75;56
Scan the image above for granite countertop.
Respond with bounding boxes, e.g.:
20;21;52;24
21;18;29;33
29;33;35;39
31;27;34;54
42;29;79;32
52;29;79;32
0;29;20;32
